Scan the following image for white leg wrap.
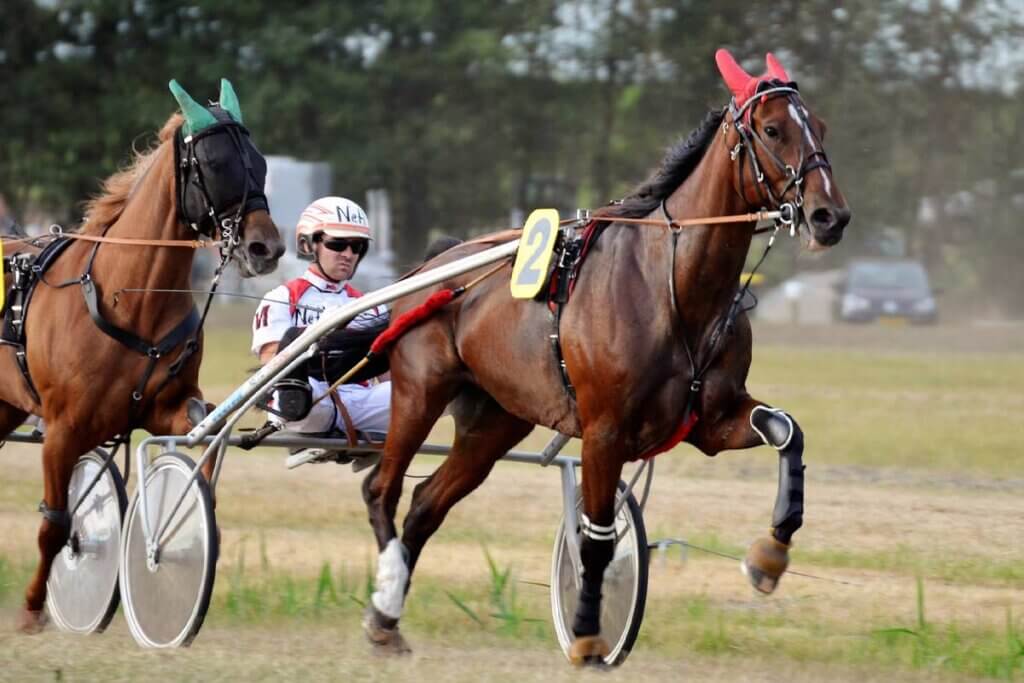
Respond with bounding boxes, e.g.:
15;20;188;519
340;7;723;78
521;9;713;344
371;538;409;620
580;513;617;542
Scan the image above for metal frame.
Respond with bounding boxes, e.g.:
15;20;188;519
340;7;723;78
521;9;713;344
133;430;586;571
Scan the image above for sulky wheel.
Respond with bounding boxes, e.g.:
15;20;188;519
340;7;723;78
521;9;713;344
119;451;218;648
46;449;128;634
550;480;649;666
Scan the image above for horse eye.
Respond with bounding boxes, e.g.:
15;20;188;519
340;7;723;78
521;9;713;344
764;125;780;139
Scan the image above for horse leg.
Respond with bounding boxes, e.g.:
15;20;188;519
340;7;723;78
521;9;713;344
568;430;626;665
0;401;29;440
360;379;453;654
19;426;81;633
691;395;805;594
401;389;533;573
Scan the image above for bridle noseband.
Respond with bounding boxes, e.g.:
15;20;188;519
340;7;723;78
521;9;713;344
724;83;833;230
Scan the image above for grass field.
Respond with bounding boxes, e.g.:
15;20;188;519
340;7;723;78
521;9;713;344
1;315;1021;681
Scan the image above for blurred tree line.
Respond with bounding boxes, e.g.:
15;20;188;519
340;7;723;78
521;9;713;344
2;0;1023;314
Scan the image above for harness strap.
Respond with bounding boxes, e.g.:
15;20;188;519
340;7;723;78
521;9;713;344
2;239;78;405
546;224;587;401
81;276;200;359
329;390;360;447
14;347;41;404
550;304;575;400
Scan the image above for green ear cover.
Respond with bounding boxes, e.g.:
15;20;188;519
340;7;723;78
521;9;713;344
168;79;219;136
219;78;243;124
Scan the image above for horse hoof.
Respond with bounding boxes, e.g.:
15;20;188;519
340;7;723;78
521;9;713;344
16;608;46;634
568;635;610;666
742;536;790;594
362;605;412;655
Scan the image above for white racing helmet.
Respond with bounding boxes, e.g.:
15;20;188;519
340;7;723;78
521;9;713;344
295;196;372;261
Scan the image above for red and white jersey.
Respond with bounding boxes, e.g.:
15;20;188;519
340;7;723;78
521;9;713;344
251;269;386;355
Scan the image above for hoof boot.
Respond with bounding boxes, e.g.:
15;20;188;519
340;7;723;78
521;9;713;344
742;536;790;594
568;635;610;666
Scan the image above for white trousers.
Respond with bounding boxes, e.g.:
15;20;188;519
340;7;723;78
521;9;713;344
274;379;391;436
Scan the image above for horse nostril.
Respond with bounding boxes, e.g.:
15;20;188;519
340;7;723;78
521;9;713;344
810;207;835;229
247;241;270;260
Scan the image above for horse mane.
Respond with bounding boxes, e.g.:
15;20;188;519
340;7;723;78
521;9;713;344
597;108;726;220
80;114;182;233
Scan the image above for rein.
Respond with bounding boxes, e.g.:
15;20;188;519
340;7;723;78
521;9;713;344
0;226;226;251
46;229;219;249
591;208;786;229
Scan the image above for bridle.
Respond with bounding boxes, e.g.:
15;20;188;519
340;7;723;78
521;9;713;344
173;115;268;262
724;82;833;232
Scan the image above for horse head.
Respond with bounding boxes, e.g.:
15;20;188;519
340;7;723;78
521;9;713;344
716;49;851;250
169;79;284;276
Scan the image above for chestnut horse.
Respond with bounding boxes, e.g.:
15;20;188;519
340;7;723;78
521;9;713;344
360;50;851;662
0;80;284;632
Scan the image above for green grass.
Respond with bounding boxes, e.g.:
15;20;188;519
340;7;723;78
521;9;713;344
212;541;550;641
0;556;18;604
640;580;1024;680
746;346;1024;477
661;531;1024;588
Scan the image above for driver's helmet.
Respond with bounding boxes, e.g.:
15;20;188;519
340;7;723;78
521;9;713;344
295;196;372;261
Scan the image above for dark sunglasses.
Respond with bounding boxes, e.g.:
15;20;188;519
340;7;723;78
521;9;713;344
320;237;368;256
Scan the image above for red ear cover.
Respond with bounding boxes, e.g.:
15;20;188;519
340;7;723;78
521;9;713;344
765;52;791;82
715;48;755;101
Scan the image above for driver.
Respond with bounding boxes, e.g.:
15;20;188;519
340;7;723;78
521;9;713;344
251;196;390;440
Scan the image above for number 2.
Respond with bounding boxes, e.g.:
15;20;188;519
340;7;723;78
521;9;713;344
515;217;552;287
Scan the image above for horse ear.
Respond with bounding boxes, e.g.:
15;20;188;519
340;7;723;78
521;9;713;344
219;78;243;124
715;48;753;100
169;79;218;137
765;52;791;82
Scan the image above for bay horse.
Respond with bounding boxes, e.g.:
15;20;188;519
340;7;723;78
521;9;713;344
0;80;284;632
360;50;851;662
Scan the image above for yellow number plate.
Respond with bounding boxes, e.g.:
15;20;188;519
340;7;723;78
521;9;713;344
510;209;559;300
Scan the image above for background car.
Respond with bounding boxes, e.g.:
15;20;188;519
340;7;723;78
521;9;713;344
834;259;938;324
